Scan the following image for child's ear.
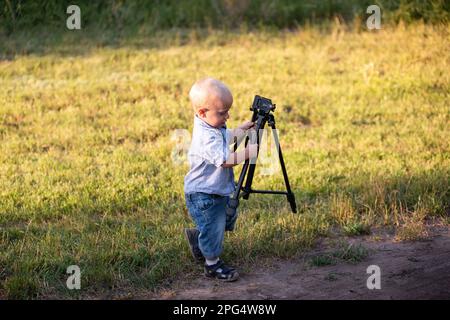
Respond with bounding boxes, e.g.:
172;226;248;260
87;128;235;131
198;108;207;118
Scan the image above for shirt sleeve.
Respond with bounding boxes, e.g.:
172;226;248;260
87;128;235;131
199;130;228;168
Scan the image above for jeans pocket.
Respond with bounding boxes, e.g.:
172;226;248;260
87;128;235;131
193;193;215;212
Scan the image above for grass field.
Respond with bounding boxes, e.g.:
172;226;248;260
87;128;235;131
0;22;449;298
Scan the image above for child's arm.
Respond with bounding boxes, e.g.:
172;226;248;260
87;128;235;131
228;121;255;147
221;143;258;168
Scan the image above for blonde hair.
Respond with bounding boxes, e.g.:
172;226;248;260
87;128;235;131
189;77;233;112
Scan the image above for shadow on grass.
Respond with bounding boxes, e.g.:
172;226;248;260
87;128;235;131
247;169;449;216
0;26;280;59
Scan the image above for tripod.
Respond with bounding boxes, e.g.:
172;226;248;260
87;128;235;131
226;95;297;215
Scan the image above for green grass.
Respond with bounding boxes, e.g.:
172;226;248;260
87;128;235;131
332;242;370;264
342;221;371;236
0;23;449;298
309;255;337;267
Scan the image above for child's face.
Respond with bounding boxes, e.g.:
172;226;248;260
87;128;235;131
197;95;232;128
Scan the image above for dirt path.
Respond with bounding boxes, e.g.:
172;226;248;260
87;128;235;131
144;226;450;300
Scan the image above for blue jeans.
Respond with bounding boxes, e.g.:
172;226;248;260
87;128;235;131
185;192;238;259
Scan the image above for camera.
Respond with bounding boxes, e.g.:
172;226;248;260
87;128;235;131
250;95;276;117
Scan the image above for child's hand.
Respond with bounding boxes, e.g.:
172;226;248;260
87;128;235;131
239;121;255;131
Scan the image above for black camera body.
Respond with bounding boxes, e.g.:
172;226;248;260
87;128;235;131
250;95;276;117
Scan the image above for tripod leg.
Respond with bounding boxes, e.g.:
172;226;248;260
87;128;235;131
242;167;255;200
227;110;259;215
242;118;266;199
227;134;253;215
269;121;297;213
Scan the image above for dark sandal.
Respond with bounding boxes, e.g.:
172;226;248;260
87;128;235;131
204;260;239;282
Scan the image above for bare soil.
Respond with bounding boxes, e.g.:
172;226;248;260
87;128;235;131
141;225;450;300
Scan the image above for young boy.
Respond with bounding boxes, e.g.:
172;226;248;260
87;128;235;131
184;77;258;282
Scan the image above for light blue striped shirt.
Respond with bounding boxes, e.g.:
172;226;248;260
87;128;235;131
184;115;235;196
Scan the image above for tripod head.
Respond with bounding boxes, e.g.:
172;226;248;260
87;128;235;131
250;95;276;122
